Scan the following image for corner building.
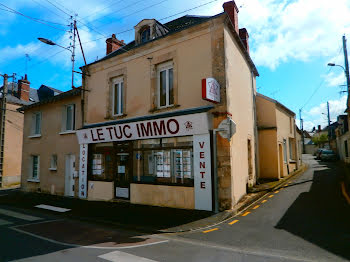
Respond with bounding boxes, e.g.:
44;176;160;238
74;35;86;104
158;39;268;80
78;1;259;211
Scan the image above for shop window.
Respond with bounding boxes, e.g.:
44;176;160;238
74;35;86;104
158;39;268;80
157;61;174;108
62;104;75;131
89;143;114;181
133;136;193;186
31;112;41;135
49;155;57;170
30;155;40;180
112;77;124;116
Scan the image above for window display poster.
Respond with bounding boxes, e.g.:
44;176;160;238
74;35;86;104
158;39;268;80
118;166;126;173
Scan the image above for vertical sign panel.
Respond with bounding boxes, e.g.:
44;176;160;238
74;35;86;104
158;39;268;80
193;134;212;211
79;144;88;199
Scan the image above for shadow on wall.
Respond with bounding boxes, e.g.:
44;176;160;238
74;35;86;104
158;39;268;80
275;161;350;260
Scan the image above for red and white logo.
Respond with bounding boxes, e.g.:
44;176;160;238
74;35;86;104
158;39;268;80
202;78;220;103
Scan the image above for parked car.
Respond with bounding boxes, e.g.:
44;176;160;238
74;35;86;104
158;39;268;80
319;150;337;161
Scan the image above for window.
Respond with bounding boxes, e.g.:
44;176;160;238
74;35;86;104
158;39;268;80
289;138;295;160
62;104;75;131
283;139;287;163
133;137;193;186
157;62;174;108
140;27;150;43
31;112;41;135
112;77;124;116
30;155;40;180
345;140;349;158
50;155;57;170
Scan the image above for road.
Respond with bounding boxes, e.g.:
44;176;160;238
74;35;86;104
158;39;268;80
0;155;349;261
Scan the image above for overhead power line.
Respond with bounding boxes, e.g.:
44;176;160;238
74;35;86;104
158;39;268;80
30;0;68;21
42;0;72;17
0;3;69;31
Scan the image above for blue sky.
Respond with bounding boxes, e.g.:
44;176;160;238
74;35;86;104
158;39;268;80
0;0;350;130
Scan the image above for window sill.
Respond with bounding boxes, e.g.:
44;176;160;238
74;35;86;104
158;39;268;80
28;134;41;138
149;104;180;114
289;160;296;163
49;168;57;171
59;130;76;135
105;114;128;120
27;179;40;183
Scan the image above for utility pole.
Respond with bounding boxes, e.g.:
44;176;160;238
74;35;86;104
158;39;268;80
70;15;77;89
299;109;305;153
327;101;331;148
343;35;350;97
0;73;14;187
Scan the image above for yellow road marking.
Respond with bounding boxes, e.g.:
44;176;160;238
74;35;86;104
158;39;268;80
275;190;280;193
268;195;274;198
261;200;267;203
229;219;239;225
253;205;260;209
203;228;219;233
242;211;250;217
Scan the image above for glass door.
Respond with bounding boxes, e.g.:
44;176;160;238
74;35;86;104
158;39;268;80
114;142;132;199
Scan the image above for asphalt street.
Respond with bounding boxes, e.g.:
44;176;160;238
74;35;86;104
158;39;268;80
0;155;349;261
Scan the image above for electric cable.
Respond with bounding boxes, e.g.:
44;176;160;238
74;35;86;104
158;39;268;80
0;3;69;31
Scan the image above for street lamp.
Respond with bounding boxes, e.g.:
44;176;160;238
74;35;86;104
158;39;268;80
327;62;350;96
38;36;76;89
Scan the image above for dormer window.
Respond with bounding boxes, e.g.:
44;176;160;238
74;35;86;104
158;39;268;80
141;27;150;43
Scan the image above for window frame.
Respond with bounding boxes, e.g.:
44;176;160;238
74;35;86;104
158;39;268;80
31;112;42;136
112;77;124;116
62;104;75;132
157;61;174;109
283;139;288;163
49;154;57;171
29;155;40;181
140;26;150;43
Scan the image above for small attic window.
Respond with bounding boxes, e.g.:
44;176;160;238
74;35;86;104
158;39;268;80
140;26;150;43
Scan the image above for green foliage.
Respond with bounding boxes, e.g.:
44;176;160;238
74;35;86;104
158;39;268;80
312;134;328;146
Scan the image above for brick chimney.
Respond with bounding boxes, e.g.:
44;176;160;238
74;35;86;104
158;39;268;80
223;1;239;34
239;28;249;53
106;34;125;55
18;74;30;101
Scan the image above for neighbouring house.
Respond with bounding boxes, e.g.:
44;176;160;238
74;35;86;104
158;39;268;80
336;114;350;162
256;93;300;180
19;88;81;196
0;75;62;188
72;0;259;211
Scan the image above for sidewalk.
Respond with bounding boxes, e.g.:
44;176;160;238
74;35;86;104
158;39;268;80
0;165;307;233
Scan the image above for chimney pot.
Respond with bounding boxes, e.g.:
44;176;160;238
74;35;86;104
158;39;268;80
223;1;239;34
18;75;30;102
239;28;249;53
106;34;125;55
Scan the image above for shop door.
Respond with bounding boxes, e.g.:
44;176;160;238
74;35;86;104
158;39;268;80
115;153;131;199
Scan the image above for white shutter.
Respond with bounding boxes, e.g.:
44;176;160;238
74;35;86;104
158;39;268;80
61;106;66;132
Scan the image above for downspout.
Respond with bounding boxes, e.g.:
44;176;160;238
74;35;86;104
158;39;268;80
252;71;259;184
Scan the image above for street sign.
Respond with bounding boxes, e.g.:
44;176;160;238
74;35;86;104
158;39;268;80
218;118;236;141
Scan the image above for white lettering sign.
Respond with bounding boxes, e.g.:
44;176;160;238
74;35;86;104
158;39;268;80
202;78;220;103
194;134;212;211
79;144;88;199
76;113;210;144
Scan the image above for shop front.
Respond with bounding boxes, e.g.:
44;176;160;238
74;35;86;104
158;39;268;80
76;108;213;211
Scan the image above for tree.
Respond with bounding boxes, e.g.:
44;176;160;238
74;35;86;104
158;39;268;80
312;134;328;147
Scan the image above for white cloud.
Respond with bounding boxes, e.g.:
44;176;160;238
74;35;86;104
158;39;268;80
237;0;350;69
303;95;347;130
325;71;346;88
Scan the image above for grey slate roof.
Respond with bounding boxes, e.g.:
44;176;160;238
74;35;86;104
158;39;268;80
83;14;259;76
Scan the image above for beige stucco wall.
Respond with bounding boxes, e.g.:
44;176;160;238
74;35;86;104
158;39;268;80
2;103;23;187
276;107;295;177
88;181;114;201
21;95;81;195
84;19;218;124
258;129;278;179
224;26;257;205
256;95;297;180
130;183;194;209
337;132;350;163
